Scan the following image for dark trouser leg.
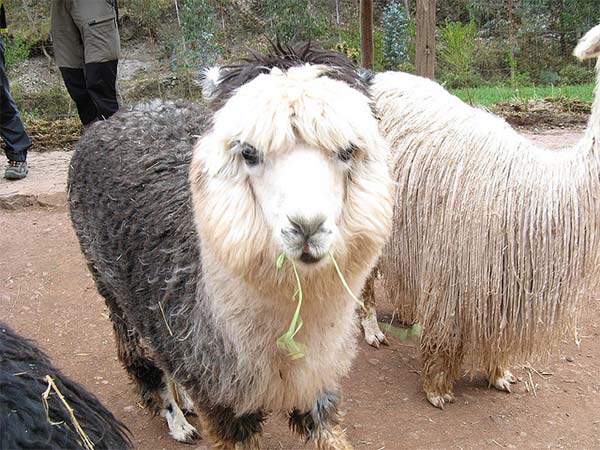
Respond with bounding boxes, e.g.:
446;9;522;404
289;390;353;450
59;67;98;125
0;37;31;162
84;60;119;120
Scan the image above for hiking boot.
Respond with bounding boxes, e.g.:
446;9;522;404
4;160;28;180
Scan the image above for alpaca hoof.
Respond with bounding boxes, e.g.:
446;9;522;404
491;370;518;393
364;330;389;348
426;391;455;409
361;311;389;349
170;419;199;443
165;407;199;442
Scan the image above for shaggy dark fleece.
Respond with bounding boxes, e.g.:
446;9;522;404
210;41;370;110
67;99;229;404
0;323;131;450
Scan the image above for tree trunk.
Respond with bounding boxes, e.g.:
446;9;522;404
416;0;436;79
360;0;374;70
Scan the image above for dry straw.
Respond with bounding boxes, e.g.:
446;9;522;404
42;375;95;450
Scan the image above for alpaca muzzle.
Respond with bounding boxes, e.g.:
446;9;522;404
281;214;335;264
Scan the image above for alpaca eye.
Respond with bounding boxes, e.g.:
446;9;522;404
240;143;260;166
339;144;357;163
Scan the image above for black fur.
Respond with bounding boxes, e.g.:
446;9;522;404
0;323;131;450
210;41;370;110
289;390;342;441
203;405;266;444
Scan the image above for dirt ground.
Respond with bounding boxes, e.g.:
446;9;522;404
1;128;599;450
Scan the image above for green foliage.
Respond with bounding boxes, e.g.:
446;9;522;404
120;0;173;38
3;36;30;71
338;27;386;71
251;0;330;43
439;19;479;88
559;64;595;85
539;69;560;86
1;0;51;42
382;1;411;69
178;0;222;66
335;41;360;66
9;82;74;119
122;68;203;102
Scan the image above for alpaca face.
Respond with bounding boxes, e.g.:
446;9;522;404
191;64;393;278
246;141;345;267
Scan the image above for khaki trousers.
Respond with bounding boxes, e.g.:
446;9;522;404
51;0;120;68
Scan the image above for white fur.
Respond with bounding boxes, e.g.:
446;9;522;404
574;23;600;60
369;27;600;407
201;66;223;101
189;64;394;415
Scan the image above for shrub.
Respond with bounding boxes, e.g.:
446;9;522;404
539;69;560;86
382;1;411;69
439;19;478;88
559;64;594;85
3;35;30;71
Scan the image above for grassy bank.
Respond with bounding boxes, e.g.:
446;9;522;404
451;83;595;106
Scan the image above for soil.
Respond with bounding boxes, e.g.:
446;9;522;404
1;128;599;450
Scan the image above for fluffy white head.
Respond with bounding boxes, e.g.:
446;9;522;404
190;63;392;280
573;23;600;60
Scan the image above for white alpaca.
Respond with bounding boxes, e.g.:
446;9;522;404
364;24;600;409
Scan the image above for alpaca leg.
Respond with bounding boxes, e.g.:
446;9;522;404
107;299;197;442
197;405;265;449
421;346;463;410
175;383;197;415
160;379;199;442
289;390;353;450
489;366;518;393
360;270;388;348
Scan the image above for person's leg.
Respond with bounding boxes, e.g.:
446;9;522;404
70;0;120;120
1;36;31;179
51;0;98;125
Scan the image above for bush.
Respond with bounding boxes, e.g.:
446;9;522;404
3;36;30;71
9;82;75;119
120;0;173;38
559;64;594;85
382;1;411;69
438;19;478;88
539;69;560;86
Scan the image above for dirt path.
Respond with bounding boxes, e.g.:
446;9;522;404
1;128;598;450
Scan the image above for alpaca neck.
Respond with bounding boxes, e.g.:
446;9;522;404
590;58;600;139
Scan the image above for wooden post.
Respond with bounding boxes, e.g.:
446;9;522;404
416;0;436;79
360;0;374;70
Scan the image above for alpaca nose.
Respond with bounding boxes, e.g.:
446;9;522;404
287;214;327;241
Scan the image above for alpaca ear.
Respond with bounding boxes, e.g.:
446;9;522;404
200;66;223;101
574;24;600;60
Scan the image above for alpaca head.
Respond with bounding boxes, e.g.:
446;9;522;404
573;23;600;61
191;44;392;282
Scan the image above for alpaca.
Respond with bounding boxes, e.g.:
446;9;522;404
362;25;600;409
68;44;393;448
0;323;131;450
